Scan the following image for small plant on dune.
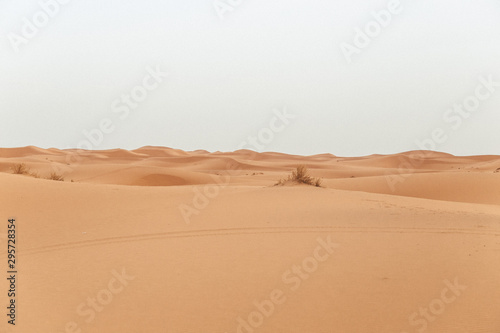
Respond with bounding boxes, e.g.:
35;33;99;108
11;163;29;175
47;172;64;181
314;178;322;187
291;165;314;184
10;163;42;178
275;165;322;187
29;171;40;178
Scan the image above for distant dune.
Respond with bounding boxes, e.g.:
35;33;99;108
0;146;499;333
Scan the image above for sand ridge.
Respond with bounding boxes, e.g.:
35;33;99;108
0;146;499;332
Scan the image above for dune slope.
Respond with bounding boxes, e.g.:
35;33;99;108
0;147;499;333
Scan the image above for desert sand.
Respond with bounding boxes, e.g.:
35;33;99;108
1;146;499;333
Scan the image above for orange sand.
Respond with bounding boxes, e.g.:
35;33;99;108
1;146;499;332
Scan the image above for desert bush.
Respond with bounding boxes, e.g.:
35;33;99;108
11;163;29;175
275;165;322;187
29;171;40;178
47;172;64;181
314;178;322;187
291;165;314;184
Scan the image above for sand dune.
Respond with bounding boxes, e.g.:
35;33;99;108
0;146;499;333
328;172;500;205
0;145;59;158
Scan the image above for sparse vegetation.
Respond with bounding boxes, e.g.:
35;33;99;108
29;171;40;178
314;178;322;187
10;163;63;181
275;165;322;187
11;163;29;175
47;172;64;182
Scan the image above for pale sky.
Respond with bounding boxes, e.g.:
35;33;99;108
1;0;499;156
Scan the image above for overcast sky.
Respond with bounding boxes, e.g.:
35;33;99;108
1;0;499;156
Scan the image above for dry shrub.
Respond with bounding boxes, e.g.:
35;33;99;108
47;172;64;181
29;171;40;178
314;178;322;187
275;165;322;187
11;163;29;175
